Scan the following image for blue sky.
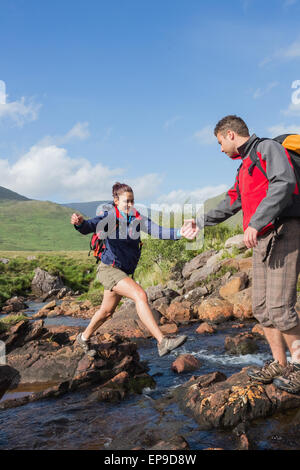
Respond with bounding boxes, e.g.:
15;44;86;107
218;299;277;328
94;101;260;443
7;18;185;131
0;0;300;206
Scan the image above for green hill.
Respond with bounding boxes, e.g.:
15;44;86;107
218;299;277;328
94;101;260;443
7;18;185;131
204;192;243;228
0;199;89;251
61;200;111;218
0;185;32;201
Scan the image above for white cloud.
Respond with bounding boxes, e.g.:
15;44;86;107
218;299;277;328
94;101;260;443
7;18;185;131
268;124;300;136
283;0;297;6
164;115;182;129
39;122;91;146
253;82;279;99
0;80;41;126
194;125;215;145
261;38;300;66
156;184;229;206
0;143;163;203
282;102;300;116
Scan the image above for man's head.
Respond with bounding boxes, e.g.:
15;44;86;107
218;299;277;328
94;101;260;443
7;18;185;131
214;115;250;158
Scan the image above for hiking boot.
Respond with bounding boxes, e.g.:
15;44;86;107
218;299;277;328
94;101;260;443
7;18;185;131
247;360;286;384
273;363;300;394
75;333;96;357
157;335;187;357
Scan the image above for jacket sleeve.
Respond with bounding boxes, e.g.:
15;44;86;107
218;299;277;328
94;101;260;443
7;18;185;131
139;214;181;240
248;140;296;232
196;171;242;229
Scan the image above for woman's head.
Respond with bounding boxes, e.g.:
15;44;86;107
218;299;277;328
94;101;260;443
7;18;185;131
112;182;134;213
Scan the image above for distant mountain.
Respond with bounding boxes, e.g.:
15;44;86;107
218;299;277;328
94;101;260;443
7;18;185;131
0;186;32;202
61;200;112;218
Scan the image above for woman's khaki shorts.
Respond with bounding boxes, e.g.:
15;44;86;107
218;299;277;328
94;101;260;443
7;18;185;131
96;262;128;291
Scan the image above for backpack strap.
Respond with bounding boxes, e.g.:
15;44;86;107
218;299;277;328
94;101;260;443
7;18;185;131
248;138;269;179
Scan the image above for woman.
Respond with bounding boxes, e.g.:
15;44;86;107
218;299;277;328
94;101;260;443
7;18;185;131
70;182;196;357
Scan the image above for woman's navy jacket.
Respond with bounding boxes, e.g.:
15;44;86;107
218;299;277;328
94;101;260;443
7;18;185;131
74;206;181;274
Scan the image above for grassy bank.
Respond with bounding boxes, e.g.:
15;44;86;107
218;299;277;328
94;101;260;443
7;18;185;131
0;224;245;308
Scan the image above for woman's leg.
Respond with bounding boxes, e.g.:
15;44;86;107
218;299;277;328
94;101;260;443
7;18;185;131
82;290;122;340
112;277;164;343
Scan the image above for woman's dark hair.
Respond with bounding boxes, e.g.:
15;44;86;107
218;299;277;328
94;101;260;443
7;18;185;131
112;182;133;200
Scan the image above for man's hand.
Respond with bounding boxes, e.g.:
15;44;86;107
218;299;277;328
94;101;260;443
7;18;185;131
244;226;258;248
70;213;84;226
180;219;200;240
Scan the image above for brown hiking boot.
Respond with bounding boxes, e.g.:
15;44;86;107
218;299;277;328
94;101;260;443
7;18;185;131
247;360;286;384
273;363;300;394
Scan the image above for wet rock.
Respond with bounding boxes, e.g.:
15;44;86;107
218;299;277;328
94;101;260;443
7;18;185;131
182;250;216;279
219;272;248;299
160;323;178;335
170;368;300;430
2;296;28;314
31;267;64;296
225;332;258;355
41;289;60;302
165;301;193;324
148;436;189;450
0;365;20;400
196;322;216;335
171;354;201;373
195;298;233;324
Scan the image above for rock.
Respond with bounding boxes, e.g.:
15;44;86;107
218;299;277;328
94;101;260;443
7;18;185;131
98;302;161;339
169;368;300;430
219;272;248;299
0;258;9;264
224;234;246;250
225;332;258;355
206;250;226;267
182;250;216;279
31;267;64;296
165;301;193;324
184;262;222;292
196;322;216;335
0;365;20;400
231;287;253;320
160;323;178;335
146;285;164;302
183;286;209;304
149;436;189;451
41;289;60;302
2;296;28;314
252;324;265;337
171;355;201;373
195;298;233;324
27;255;37;260
57;287;72;299
40;300;57;311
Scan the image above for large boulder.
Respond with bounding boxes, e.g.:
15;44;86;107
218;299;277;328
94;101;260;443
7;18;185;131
195;298;233;324
165;301;193;324
231;287;253;320
224;234;246;250
2;296;28;314
167;368;300;430
184;262;222;292
31;267;64;296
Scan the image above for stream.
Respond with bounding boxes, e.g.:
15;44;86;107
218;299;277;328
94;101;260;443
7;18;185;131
1;300;300;450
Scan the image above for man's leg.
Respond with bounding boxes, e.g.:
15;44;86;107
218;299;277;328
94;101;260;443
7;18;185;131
263;327;288;366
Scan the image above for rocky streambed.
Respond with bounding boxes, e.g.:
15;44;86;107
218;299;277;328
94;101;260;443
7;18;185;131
1;235;300;450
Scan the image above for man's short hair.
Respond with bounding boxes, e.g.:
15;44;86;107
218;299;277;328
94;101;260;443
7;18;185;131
214;115;250;137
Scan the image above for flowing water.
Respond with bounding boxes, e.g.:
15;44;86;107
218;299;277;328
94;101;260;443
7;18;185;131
0;300;299;450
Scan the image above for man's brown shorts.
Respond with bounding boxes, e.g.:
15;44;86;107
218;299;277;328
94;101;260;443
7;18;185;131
96;262;128;291
252;217;300;332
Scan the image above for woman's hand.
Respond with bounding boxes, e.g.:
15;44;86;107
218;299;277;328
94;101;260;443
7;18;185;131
180;219;200;240
70;213;84;226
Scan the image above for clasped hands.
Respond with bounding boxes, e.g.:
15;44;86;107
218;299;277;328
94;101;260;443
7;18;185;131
180;219;200;240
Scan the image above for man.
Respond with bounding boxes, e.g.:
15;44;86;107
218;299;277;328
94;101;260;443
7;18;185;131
191;115;300;394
